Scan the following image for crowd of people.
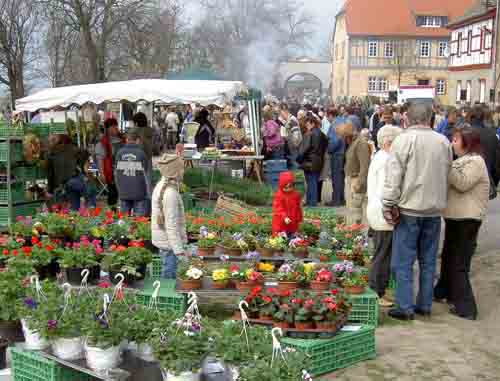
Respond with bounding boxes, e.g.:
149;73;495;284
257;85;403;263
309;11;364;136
263;101;500;321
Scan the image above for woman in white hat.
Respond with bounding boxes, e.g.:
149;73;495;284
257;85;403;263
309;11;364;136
151;154;187;278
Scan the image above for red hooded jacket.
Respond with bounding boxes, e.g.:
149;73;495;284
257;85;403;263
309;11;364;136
272;171;303;235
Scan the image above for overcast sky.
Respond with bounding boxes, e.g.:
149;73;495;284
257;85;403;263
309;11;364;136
306;0;343;56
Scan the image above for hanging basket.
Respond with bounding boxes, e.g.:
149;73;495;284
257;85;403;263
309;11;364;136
52;337;84;360
85;343;121;371
21;319;49;350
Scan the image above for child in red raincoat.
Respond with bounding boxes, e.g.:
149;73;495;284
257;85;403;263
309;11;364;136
272;171;303;235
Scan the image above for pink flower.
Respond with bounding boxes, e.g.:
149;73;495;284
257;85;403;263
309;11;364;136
95;247;103;255
73;243;80;249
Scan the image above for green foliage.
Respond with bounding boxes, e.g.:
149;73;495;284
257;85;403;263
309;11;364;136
0;268;29;321
58;244;100;269
238;350;309;381
124;306;174;344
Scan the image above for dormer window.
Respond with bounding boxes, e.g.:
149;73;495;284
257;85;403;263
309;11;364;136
416;16;448;28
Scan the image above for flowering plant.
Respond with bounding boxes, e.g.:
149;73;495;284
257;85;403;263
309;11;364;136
229;264;263;282
29;238;59;267
0;268;29;321
263;235;287;251
211;268;230;282
10;216;33;237
294;298;315;323
289;237;309;250
257;262;275;273
332;260;355;279
197;229;218;249
313;289;352;323
276;262;306;282
342;272;368;288
177;257;205;281
58;237;103;268
314;268;333;283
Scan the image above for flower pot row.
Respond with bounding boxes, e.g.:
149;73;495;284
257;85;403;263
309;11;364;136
273;320;339;331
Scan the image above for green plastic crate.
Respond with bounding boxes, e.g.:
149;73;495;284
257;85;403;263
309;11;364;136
347;288;379;327
13;166;38;181
26;124;50;138
50;123;67;135
136;280;186;313
149;255;163;279
10;348;93;381
0;142;23;163
281;325;376;376
0;125;24;138
0;182;25;203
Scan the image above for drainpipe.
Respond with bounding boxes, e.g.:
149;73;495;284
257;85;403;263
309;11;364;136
491;0;500;104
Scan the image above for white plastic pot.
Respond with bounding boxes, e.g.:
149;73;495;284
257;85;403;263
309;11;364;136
85;343;121;371
136;343;155;362
52;337;84;360
21;319;49;350
161;369;199;381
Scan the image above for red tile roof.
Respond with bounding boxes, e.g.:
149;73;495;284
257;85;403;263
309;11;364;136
342;0;477;37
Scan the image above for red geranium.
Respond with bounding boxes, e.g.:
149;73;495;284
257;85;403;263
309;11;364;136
331;289;338;296
31;236;39;245
97;281;111;289
2;249;8;256
11;249;18;257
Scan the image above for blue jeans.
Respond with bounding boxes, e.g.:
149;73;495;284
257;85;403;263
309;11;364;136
65;175;97;211
120;199;146;216
391;214;441;313
304;171;320;207
330;153;345;206
160;249;178;279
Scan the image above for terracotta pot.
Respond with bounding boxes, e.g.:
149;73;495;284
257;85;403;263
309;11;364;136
278;281;299;292
220;246;242;257
309;281;330;291
197;247;215;257
178;279;202;290
273;322;290;329
235;281;259;291
294;322;314;331
274;250;285;258
344;285;366;295
259;247;274;258
211;280;229;289
259;314;273;322
293;249;309;259
319;255;329;263
232;311;242;320
315;321;336;331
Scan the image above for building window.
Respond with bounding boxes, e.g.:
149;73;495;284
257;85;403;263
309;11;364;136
417;16;446;28
457;81;462;102
466;80;472;102
419;41;431;57
368;77;388;93
436;79;446;95
438;41;448;57
368;41;378;57
384;41;394;58
479;79;486;103
418;79;430;86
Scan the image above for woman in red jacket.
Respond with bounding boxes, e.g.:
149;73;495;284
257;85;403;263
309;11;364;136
272;172;303;235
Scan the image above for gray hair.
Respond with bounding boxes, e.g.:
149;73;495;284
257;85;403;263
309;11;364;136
377;125;402;149
407;102;433;127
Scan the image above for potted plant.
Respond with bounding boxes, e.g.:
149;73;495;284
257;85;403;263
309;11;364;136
104;245;153;286
313;294;339;331
276;262;306;292
0;268;28;342
59;238;103;285
231;265;264;291
16;280;60;350
259;235;287;257
257;292;276;321
332;260;355;287
273;303;293;329
10;216;34;243
343;272;368;294
218;233;247;257
196;231;218;257
310;268;333;291
299;221;320;242
30;238;60;280
289;237;309;259
177;258;204;290
211;268;230;289
83;298;126;371
102;219;131;247
150;323;210;380
41;212;76;241
294;298;315;330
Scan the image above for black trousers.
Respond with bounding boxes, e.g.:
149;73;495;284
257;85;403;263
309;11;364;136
434;218;481;318
107;183;119;208
368;230;393;297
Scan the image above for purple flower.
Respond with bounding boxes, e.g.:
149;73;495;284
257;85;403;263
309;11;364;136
232;233;243;241
245;251;260;260
199;226;208;238
279;264;292;273
346;265;354;274
24;298;37;310
219;255;230;262
47;320;57;330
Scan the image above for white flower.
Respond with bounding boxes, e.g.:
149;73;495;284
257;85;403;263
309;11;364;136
186;267;203;280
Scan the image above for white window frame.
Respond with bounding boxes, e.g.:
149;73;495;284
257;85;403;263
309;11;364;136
368;77;378;92
436;79;446;95
466;80;472;102
456;81;462;102
438;41;448;57
419;41;431;57
368;41;378;57
479;79;486;103
384;41;394;58
368;77;388;93
378;78;388;92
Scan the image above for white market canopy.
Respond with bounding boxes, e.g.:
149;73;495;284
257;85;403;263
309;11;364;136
15;79;247;112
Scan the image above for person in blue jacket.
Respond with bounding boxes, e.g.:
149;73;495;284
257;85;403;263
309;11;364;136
327;109;347;207
436;107;458;141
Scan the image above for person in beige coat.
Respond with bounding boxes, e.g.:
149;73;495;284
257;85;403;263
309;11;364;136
152;154;187;279
434;126;490;320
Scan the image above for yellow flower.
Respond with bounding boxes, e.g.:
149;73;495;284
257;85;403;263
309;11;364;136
304;263;316;275
206;233;216;239
258;263;275;273
212;269;229;281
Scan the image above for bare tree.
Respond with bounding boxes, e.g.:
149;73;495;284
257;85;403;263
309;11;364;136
42;0;155;83
0;0;40;108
